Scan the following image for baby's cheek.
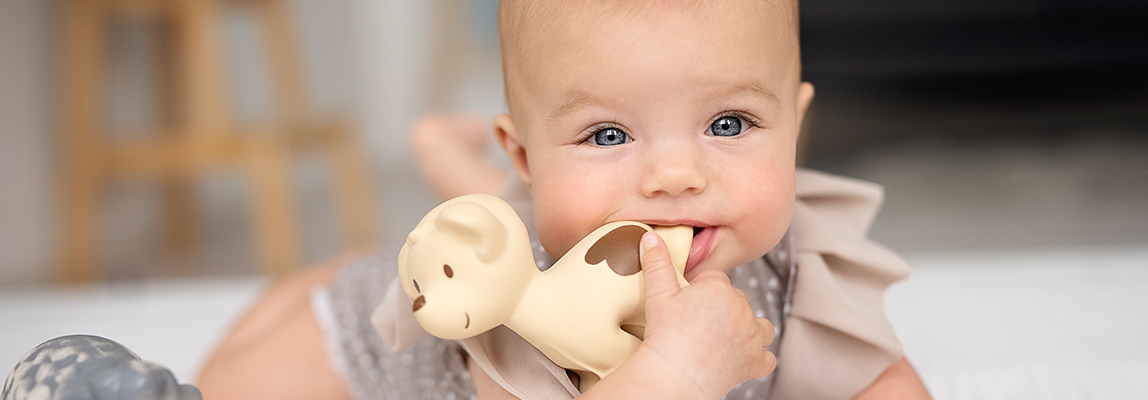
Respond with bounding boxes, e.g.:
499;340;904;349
531;170;621;259
739;183;794;254
531;194;589;260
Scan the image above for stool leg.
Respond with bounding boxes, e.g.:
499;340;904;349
256;0;378;247
159;21;198;257
256;0;306;120
327;123;379;247
174;0;229;137
60;0;106;283
247;137;299;276
61;161;102;284
162;177;198;255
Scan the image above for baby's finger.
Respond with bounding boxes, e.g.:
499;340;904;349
640;231;681;301
691;268;733;286
758;318;776;349
755;349;778;380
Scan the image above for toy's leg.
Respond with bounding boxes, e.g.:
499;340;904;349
577;371;601;393
577;329;642;392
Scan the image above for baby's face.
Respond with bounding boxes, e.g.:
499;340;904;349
497;1;813;279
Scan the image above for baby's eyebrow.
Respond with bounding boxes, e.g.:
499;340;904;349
722;81;781;106
547;81;780;124
548;92;627;125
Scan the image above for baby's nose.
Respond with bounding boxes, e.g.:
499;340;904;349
640;151;707;197
412;295;426;312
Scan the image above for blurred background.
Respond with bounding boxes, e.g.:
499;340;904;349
0;0;1146;397
2;0;1145;287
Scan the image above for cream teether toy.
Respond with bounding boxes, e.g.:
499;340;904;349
396;193;690;391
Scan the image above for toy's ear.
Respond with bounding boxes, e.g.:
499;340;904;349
435;200;507;263
407;221;431;245
585;225;646;276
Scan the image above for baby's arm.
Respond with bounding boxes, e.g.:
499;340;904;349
469;232;776;399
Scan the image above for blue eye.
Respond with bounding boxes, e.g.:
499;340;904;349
591;127;630;146
709;116;744;137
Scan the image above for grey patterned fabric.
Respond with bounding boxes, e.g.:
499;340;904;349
726;231;797;399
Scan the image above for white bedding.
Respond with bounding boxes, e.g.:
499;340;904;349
888;247;1148;400
2;247;1146;399
0;277;267;383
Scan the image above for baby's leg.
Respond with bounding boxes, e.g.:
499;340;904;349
197;251;368;400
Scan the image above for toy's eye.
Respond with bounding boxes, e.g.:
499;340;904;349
443;264;453;278
413;279;420;293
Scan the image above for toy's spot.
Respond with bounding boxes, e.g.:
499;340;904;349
444;264;453;278
413;295;426;312
464;312;470;329
621;324;645;340
585;225;645;276
413;279;421;293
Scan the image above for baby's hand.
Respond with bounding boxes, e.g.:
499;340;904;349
636;231;776;399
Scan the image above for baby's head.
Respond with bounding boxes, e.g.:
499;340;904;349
493;0;814;280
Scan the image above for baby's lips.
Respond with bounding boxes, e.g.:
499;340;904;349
685;226;716;274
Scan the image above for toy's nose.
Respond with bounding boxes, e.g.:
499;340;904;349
412;295;426;312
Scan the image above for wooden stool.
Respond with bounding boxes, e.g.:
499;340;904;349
59;0;378;282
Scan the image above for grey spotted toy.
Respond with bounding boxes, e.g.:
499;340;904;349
2;335;201;400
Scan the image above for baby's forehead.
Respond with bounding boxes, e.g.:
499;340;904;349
500;0;797;43
501;0;796;26
499;0;800;115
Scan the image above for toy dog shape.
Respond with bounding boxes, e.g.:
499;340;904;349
397;194;691;391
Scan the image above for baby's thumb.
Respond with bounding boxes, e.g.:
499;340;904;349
640;231;680;301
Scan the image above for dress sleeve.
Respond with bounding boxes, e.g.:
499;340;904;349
771;169;912;400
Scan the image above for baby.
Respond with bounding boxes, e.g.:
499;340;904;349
199;0;931;399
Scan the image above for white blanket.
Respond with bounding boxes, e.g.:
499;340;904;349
889;247;1148;400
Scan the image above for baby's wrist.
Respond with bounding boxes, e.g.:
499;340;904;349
624;344;713;399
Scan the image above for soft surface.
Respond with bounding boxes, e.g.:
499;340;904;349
889;247;1148;400
2;247;1146;399
0;277;266;383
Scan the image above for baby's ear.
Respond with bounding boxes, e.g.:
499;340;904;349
435;200;508;263
493;113;531;188
796;82;815;129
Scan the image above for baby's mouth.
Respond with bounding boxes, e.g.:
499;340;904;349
649;224;713;276
685;226;716;274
